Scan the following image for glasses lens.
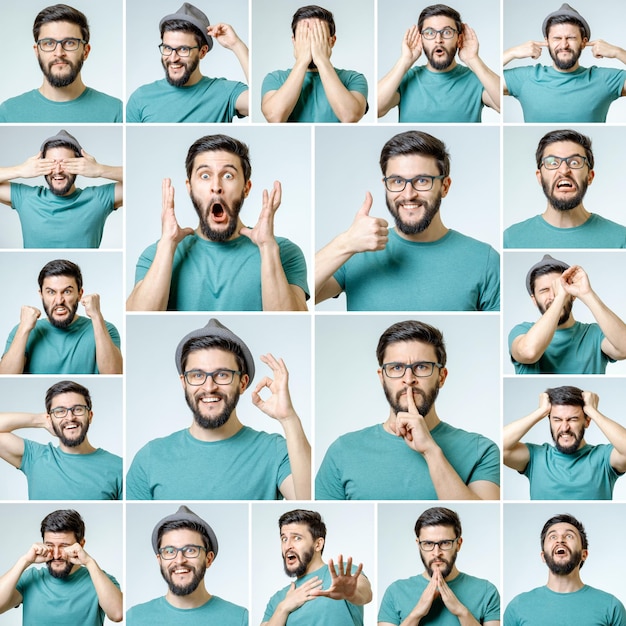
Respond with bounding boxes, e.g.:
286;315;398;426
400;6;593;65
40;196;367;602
410;176;435;191
442;28;455;39
51;407;67;418
62;39;79;51
383;363;405;377
71;405;86;416
212;370;234;385
160;547;176;559
185;370;206;385
182;545;201;557
422;29;436;39
412;362;434;376
385;177;406;192
39;39;56;51
566;156;585;169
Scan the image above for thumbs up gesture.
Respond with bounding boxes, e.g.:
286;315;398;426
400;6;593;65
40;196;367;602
344;192;389;254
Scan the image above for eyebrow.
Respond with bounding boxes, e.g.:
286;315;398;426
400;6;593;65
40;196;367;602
195;163;239;175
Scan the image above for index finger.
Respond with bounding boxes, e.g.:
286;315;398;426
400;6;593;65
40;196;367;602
259;353;287;374
405;386;419;414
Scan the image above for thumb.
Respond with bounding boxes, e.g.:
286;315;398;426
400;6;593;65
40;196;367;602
355;191;373;217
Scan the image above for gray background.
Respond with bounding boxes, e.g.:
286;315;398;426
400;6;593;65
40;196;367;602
378;0;501;123
503;376;626;501
0;125;123;249
251;0;376;123
251;501;376;626
125;125;313;304
314;125;501;311
503;0;626;122
502;250;626;375
0;377;123;501
314;314;501;478
503;502;626;608
126;502;249;611
125;313;311;465
0;0;123;104
0;502;122;626
504;125;626;231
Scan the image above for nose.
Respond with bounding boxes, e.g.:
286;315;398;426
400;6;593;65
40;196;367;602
53;42;67;57
52;546;64;559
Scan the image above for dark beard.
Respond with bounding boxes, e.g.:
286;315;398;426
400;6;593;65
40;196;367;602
549;45;582;71
185;388;240;430
421;548;457;579
52;419;89;448
541;176;587;211
160;561;206;596
537;298;573;326
47;560;73;579
551;425;584;455
383;383;440;418
424;45;455;70
43;301;79;330
38;56;83;88
283;546;314;578
45;174;77;197
544;548;583;575
386;194;442;236
190;190;245;242
162;56;199;87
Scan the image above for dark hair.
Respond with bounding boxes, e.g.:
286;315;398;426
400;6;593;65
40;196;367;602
160;18;205;49
291;5;335;37
42;140;81;159
529;261;568;296
546;385;584;409
414;507;462;539
536;129;594;170
540;514;588;566
376;320;447;368
158;519;213;553
41;509;85;543
185;134;252;183
417;4;463;35
38;259;83;291
33;4;90;43
180;336;246;375
279;509;326;552
545;15;587;40
45;380;92;413
380;131;450;177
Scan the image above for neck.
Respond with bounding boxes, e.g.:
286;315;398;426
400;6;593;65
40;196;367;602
59;438;96;455
195;218;245;243
166;582;211;609
552;62;580;73
39;76;86;101
183;68;205;87
301;554;326;578
394;216;449;243
546;570;584;593
189;414;243;442
543;204;590;228
557;313;576;330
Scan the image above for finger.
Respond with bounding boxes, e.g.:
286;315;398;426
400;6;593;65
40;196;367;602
353;561;363;579
405;386;419;414
356;191;373;217
252;375;272;396
272;180;282;208
260;353;287;375
327;557;337;578
337;553;345;575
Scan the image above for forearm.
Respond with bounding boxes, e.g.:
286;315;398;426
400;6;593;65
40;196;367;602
503;409;544;452
511;306;562;363
457;611;482;626
126;241;177;311
316;60;366;122
264;604;291;626
581;291;626;357
0;165;24;183
424;446;485;500
502;48;518;66
588;408;626;456
91;316;123;375
0;557;28;613
377;59;411;117
259;242;307;311
262;63;308;122
348;576;372;606
231;39;249;82
0;412;46;432
281;415;311;499
95;164;123;183
0;329;30;374
314;234;354;302
85;559;123;622
465;56;501;112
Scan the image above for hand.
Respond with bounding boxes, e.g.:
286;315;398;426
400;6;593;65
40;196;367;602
207;23;242;50
582;390;599;415
310;19;333;66
538;392;551;418
344;193;389;254
410;569;440;619
458;23;479;64
161;178;194;245
401;25;422;65
251;354;297;422
81;293;103;320
311;555;363;602
20;152;54;178
24;543;53;566
239;180;281;248
61;542;91;566
280;577;323;613
436;570;467;617
390;384;434;454
560;265;591;299
586;39;623;59
293;20;312;66
60;149;101;178
509;40;547;60
19;305;41;332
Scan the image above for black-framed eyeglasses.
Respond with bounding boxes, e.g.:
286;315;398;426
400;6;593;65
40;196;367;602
158;545;206;560
382;362;442;378
383;174;445;193
37;38;87;52
49;405;89;419
540;154;589;170
183;369;241;386
421;27;458;40
418;537;459;552
158;44;200;57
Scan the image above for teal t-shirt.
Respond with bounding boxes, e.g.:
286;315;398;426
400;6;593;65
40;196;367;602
4;316;121;375
397;64;486;122
21;439;122;500
523;442;620;500
379;572;500;625
10;183;116;248
503;214;626;249
333;229;500;311
0;88;122;122
127;595;248;625
508;321;612;374
135;233;309;311
126;426;291;500
16;566;120;626
504;64;626;122
263;564;364;625
261;68;368;122
126;76;247;123
504;585;626;626
315;423;500;500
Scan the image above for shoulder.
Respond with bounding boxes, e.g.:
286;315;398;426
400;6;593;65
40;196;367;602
328;425;381;449
435;421;497;448
82;87;122;106
128;80;167;99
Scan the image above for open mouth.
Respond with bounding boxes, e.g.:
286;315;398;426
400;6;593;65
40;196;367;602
285;551;299;566
553;546;569;557
554;178;576;192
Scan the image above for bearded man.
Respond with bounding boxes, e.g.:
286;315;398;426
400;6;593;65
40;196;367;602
126;318;311;500
0;129;123;248
378;4;500;122
315;130;500;311
127;133;309;311
315;319;500;500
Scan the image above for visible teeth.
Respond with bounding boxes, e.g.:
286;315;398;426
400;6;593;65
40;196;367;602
201;397;219;403
173;568;190;574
